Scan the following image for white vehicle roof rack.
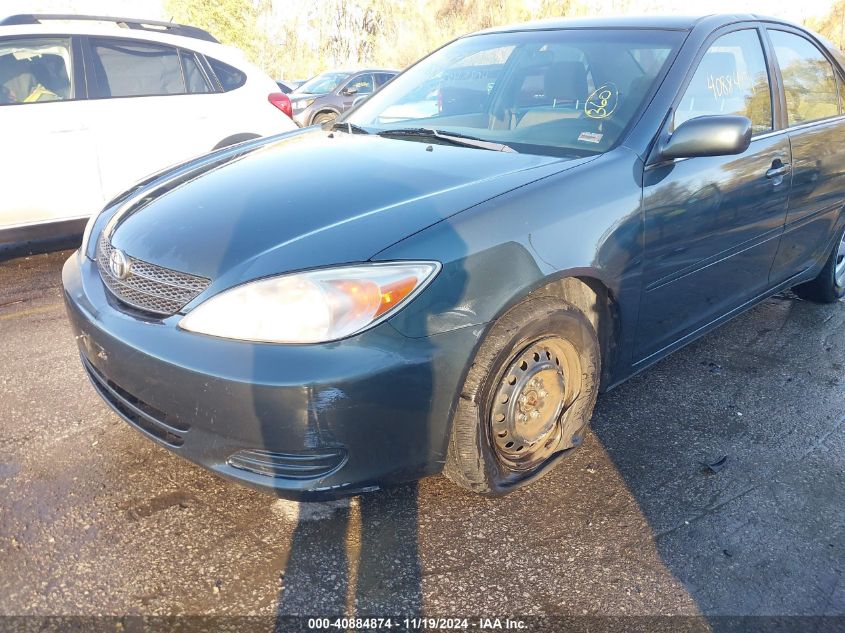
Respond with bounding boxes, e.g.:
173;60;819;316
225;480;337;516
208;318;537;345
0;14;219;43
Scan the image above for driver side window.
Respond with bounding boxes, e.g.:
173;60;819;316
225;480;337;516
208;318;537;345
345;74;374;95
675;29;773;135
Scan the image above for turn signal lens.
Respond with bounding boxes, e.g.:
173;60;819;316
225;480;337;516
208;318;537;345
375;276;419;316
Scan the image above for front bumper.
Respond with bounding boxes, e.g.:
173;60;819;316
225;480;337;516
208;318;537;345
62;252;479;499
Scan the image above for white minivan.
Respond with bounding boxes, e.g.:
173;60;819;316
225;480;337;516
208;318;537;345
0;14;297;251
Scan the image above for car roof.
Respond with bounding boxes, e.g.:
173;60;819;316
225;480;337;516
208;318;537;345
323;68;399;75
475;13;799;35
0;18;245;62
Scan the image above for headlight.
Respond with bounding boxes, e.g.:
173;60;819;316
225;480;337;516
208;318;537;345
178;262;440;344
292;98;315;112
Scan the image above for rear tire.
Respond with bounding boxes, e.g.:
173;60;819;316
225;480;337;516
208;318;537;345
793;225;845;303
444;295;600;495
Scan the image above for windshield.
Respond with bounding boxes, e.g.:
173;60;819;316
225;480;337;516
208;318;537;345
348;29;684;156
294;71;350;95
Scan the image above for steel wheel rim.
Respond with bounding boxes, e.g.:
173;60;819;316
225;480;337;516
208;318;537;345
835;231;845;287
490;337;582;471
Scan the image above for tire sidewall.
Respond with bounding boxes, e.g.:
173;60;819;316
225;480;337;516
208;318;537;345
313;112;337;125
831;225;845;298
447;297;600;495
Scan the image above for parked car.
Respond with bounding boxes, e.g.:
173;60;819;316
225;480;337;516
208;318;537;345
0;14;296;253
65;15;845;499
289;68;397;126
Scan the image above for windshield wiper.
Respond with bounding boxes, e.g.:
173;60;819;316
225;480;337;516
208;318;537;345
331;122;370;134
377;127;516;153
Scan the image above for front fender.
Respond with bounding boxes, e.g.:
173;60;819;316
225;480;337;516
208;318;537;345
374;147;645;377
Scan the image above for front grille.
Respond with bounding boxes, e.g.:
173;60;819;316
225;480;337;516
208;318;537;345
97;235;210;316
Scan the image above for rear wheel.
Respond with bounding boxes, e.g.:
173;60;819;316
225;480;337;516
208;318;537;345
444;295;600;495
793;225;845;303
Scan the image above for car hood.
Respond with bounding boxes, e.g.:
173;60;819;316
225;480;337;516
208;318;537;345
109;129;588;287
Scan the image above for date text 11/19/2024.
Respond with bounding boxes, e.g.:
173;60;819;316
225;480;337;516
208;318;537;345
306;617;527;630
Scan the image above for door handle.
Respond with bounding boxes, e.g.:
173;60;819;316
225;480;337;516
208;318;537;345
766;163;791;179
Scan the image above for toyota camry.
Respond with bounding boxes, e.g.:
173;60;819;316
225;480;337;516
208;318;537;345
64;15;845;498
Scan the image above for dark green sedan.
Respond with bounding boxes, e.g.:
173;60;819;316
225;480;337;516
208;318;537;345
64;15;845;498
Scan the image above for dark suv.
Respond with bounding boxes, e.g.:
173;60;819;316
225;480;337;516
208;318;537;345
290;68;397;126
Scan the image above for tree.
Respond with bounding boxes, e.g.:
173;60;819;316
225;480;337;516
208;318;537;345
164;0;264;63
164;0;599;80
806;0;845;50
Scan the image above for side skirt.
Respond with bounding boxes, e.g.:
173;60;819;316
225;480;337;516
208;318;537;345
603;267;819;392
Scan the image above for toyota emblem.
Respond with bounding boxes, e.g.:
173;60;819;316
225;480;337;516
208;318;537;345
109;249;131;280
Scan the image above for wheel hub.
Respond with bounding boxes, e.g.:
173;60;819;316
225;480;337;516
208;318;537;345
490;341;568;469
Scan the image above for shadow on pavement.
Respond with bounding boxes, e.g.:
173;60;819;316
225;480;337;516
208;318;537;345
275;484;422;619
588;294;845;631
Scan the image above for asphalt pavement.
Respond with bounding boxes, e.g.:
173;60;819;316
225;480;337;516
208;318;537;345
0;250;842;632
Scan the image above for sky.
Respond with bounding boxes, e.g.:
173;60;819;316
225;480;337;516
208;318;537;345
0;0;837;28
1;0;166;21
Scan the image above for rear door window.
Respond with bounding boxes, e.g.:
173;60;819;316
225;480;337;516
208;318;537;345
207;57;246;91
0;37;73;104
675;29;773;135
90;38;185;97
768;29;841;126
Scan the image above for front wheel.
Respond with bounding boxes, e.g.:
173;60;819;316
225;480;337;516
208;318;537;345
312;111;337;126
444;295;600;495
793;225;845;303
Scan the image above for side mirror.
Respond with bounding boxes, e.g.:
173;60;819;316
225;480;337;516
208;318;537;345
342;86;358;96
660;115;752;160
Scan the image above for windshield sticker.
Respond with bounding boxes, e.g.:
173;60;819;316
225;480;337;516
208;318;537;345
578;131;603;144
585;83;618;119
